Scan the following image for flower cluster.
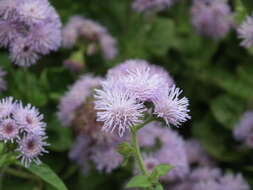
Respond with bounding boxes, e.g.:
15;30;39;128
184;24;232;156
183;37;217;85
58;74;127;173
62;16;117;60
94;59;190;137
0;97;48;167
132;0;179;13
238;15;253;48
138;122;189;181
0;0;62;67
191;0;233;39
172;167;250;190
233;111;253;148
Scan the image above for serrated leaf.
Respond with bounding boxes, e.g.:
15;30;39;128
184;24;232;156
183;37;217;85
126;175;152;188
26;163;68;190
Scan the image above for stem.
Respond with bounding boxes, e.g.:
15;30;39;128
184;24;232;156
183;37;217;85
131;128;148;176
134;116;154;131
5;168;38;180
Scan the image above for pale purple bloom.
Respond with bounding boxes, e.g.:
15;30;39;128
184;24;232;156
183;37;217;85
90;147;123;173
193;179;220;190
0;0;62;66
142;155;160;174
0;97;16;119
189;167;222;182
132;0;178;13
238;15;253;48
219;173;250;190
62;16;117;60
185;139;214;166
58;75;101;126
13;103;46;136
157;128;189;181
16;134;48;167
0;118;19;142
94;83;146;137
191;0;233;39
233;111;253;148
154;85;190;127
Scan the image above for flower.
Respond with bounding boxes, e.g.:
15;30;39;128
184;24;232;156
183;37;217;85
154;85;191;127
219;173;250;190
13;103;46;136
16;134;48;167
142;155;160;174
62;16;117;60
0;0;62;66
0;118;19;142
238;15;253;48
94;83;146;137
191;0;233;39
0;97;16;119
233;111;253;148
58;75;101;126
132;0;178;13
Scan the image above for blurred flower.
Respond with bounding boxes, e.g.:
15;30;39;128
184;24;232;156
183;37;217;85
154;85;191;127
191;0;233;39
132;0;178;13
233;111;253;148
142;154;160;174
62;15;117;60
0;97;16;119
58;75;101;126
94;83;146;137
238;14;253;48
16;134;48;168
0;0;62;66
185;139;214;166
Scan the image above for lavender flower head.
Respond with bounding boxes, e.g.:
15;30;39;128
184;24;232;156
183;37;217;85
0;0;62;66
62;16;117;60
233;111;253;148
132;0;178;13
0;97;48;167
94;82;146;137
58;75;101;126
191;0;233;39
94;59;190;137
238;14;253;48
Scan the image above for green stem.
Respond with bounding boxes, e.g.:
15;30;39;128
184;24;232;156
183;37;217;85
131;128;148;176
134;116;154;131
5;168;38;180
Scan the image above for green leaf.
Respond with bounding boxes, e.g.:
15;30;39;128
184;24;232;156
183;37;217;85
241;0;253;13
27;163;68;190
126;175;152;188
210;95;244;129
117;142;134;166
150;164;173;180
235;0;248;23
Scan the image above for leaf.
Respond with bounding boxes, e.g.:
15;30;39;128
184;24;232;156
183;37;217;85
117;142;134;166
235;0;248;23
126;175;152;188
210;95;245;129
150;164;173;180
27;163;68;190
241;0;253;13
154;184;164;190
146;18;175;56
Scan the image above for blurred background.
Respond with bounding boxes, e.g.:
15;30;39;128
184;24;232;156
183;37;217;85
1;0;253;189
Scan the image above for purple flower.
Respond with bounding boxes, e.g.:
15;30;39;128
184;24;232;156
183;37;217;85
13;103;46;136
191;0;233;39
0;97;16;119
16;134;48;167
233;111;253;148
238;14;253;48
62;16;117;60
132;0;178;13
189;167;222;182
90;147;123;173
94;82;146;137
142;155;160;174
0;118;19;142
58;75;101;126
219;173;250;190
153;85;190;127
185;139;214;166
0;0;62;66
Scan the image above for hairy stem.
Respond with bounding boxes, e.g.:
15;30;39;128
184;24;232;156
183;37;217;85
131;128;148;176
